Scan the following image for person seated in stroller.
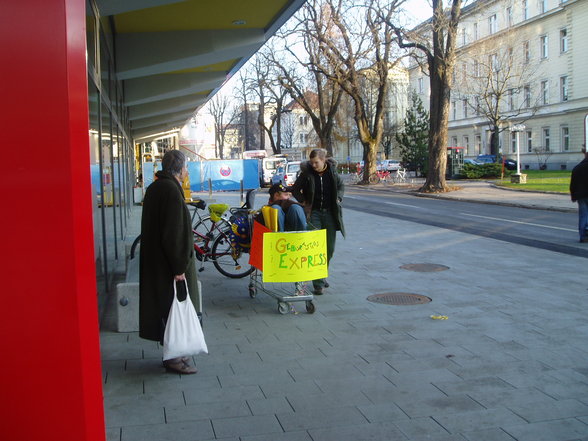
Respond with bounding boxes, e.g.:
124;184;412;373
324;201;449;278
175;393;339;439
268;183;307;232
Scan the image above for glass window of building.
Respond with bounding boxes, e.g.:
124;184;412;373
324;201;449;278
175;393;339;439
526;130;533;152
524;85;531;108
488;14;497;35
540;0;547;14
541;80;549;105
475;134;482;154
540;35;549;59
511;131;517;152
543;128;551;151
473;22;478;40
523;41;530;64
560;28;568;53
560;76;568;101
561;127;570;151
523;0;528;20
506;7;513;26
462;99;468;118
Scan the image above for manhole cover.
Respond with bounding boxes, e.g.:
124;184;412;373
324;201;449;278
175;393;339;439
367;292;432;305
400;263;450;272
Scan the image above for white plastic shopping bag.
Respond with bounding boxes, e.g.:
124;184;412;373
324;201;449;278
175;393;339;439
163;280;208;361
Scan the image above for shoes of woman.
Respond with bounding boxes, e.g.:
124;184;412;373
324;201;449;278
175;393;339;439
163;357;198;374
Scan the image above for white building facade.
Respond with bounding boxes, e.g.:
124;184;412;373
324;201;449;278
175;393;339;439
409;0;588;170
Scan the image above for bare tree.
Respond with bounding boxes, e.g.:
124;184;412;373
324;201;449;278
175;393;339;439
208;94;238;159
234;71;257;152
457;34;540;156
267;22;344;157
302;0;405;184
384;0;463;192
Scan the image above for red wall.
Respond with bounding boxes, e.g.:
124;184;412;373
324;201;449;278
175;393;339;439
0;1;106;440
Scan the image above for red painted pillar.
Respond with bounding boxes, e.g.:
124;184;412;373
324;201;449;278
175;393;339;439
0;1;106;440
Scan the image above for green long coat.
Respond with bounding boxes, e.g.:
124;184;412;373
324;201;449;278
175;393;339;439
139;171;199;342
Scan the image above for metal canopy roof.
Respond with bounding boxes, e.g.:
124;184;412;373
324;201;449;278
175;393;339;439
96;0;305;140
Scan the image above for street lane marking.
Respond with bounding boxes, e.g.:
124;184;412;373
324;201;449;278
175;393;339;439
460;213;576;232
345;194;423;209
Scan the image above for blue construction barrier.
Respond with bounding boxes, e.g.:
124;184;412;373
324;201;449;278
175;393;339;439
187;159;260;191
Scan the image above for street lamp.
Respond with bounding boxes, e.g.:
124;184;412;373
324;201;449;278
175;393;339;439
510;124;525;175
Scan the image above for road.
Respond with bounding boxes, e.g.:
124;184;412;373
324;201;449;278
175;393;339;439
343;187;588;259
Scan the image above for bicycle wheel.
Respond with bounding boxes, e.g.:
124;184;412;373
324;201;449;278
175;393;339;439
211;230;254;278
368;173;380;184
193;216;230;244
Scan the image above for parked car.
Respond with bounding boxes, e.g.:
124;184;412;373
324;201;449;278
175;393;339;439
378;159;401;172
476;154;517;171
464;158;483;166
272;161;301;187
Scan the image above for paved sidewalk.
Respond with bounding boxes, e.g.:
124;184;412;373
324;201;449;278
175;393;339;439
100;188;588;441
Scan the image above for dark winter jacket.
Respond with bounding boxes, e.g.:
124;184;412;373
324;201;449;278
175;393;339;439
570;157;588;202
290;158;346;237
139;171;199;342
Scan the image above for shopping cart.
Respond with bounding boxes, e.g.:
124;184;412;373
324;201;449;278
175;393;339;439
243;201;317;315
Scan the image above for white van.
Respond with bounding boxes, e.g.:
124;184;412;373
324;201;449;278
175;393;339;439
262;157;287;186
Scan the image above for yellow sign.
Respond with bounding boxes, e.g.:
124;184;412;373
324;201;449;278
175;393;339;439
262;229;328;282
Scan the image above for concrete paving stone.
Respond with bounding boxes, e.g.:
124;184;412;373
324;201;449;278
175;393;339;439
211;414;283;438
319;307;375;317
104;391;185;408
579;415;588;425
101;359;126;377
258;378;323;398
276;405;368;432
100;344;144;361
467;387;557;409
395;395;485;418
357;401;411;423
393;416;453;439
448;359;552;381
217;369;297;388
104;400;165;427
124;358;167;374
502;418;588;441
460;427;519;441
389;356;461;373
362;382;447;406
509;399;588;423
120;420;215;441
295;351;370;369
496;370;562;389
308;421;409;441
434;376;517;396
534;379;588;401
102;377;144;396
183;385;264;405
100;332;130;345
165;401;251;423
228;357;302;375
288;363;365;382
240;430;313;441
106;427;120;441
286;390;373;412
246;396;294;415
385;368;463;387
432;408;528;434
548;368;588;384
354;360;401;377
313;376;392;395
143;374;221;394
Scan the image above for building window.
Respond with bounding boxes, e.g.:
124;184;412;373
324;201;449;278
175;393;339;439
543;128;551;151
461;27;467;46
489;14;497;34
418;77;424;93
560;28;568;52
475;96;481;115
464;136;470;154
473;60;480;77
451;101;457;120
508;89;515;111
506;7;513;26
463;99;468;118
490;53;499;72
511;131;517;152
526;130;533;152
562;126;570;151
523;41;530;63
523;0;528;20
541;80;549;105
299;133;307;143
540;0;547;14
524;85;531;108
452;136;458;147
540;35;549;59
475;134;482;154
560;76;568;101
473;22;478;40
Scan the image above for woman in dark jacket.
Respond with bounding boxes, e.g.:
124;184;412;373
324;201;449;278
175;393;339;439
139;150;199;374
291;148;345;295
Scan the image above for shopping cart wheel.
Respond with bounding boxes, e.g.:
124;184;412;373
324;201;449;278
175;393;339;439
248;285;256;298
278;302;289;315
306;301;316;314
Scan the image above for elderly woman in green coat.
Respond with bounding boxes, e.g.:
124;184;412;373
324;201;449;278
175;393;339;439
139;150;200;374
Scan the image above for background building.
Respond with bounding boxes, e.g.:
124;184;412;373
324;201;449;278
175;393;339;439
409;0;588;169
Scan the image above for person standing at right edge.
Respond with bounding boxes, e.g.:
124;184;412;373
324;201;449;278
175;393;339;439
570;146;588;243
291;148;345;295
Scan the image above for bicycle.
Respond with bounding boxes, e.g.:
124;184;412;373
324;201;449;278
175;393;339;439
367;170;391;184
130;191;256;279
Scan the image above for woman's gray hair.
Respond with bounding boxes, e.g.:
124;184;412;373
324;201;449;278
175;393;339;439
161;150;186;177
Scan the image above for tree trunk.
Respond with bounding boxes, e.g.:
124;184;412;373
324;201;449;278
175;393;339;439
361;141;378;183
490;130;499;156
421;67;450;193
